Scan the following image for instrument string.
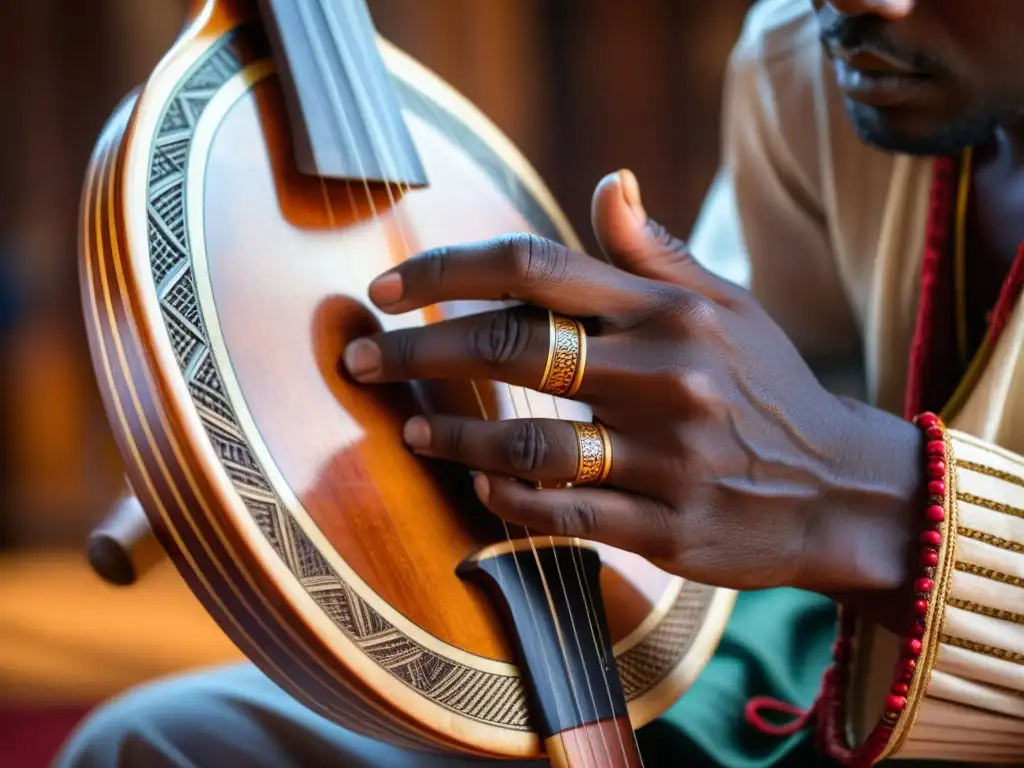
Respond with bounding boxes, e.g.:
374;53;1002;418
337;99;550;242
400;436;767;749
332;10;607;760
320;3;596;761
306;3;632;763
329;7;601;761
335;9;610;763
344;15;633;762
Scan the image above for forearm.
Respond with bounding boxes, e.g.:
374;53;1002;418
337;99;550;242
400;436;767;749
799;395;925;634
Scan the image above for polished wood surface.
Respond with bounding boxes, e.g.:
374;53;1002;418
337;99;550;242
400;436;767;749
546;718;643;768
202;73;672;660
76;0;733;760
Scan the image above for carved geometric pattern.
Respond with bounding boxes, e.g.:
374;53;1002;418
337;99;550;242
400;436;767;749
145;27;714;732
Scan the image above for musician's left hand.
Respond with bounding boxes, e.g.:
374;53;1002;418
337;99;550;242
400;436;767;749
343;170;923;614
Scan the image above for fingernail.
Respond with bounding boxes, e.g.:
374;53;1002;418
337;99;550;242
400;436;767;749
619;169;646;225
368;272;403;306
473;473;490;504
402;417;431;450
343;338;381;379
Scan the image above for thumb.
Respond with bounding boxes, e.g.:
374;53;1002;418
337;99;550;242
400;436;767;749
592;169;741;304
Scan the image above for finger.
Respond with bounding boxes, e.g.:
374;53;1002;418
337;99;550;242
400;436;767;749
365;232;651;318
343;306;615;396
403;415;659;494
591;170;744;305
473;474;678;562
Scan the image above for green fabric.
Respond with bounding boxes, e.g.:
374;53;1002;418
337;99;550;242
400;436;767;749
635;588;950;767
636;588;837;767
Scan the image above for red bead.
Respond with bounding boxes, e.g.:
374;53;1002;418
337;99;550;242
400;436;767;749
928;460;946;478
903;659;917;674
902;671;913;682
925;504;946;523
906;638;923;656
914;599;929;615
926;426;943;440
926;440;945;456
915;577;935;593
918;413;939;428
885;695;907;714
892;682;909;696
921;549;939;566
912;622;926;637
921;530;942;546
928;480;946;496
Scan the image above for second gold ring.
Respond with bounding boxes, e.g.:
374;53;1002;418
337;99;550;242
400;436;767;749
538;311;587;397
572;421;612;486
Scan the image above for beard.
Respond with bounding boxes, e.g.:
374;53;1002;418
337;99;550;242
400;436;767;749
841;99;1000;157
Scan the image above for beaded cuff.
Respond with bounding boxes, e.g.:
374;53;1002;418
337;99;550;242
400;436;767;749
817;412;957;767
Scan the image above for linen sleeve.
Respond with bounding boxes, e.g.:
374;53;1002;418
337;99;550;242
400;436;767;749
688;5;861;372
891;429;1024;763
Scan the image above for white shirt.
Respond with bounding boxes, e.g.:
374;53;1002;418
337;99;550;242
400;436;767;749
691;0;1024;762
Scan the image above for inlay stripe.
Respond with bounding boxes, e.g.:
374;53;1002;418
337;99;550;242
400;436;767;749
958;492;1024;522
940;634;1024;666
948;597;1024;626
954;561;1024;589
957;459;1024;490
958;527;1024;555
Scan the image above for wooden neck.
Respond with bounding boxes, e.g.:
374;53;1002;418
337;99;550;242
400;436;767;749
256;0;428;186
459;540;644;768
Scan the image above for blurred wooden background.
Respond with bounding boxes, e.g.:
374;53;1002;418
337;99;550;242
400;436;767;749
0;0;755;551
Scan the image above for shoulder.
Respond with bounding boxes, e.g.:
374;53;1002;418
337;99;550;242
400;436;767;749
733;0;820;66
725;0;901;239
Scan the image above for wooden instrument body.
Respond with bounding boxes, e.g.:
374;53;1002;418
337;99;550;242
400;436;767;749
80;0;734;758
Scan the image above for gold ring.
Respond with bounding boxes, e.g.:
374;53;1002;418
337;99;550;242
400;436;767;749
538;311;587;397
572;421;612;486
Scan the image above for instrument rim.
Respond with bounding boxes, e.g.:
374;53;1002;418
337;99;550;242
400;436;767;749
85;10;737;757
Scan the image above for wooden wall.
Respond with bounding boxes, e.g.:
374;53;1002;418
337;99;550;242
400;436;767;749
0;0;753;549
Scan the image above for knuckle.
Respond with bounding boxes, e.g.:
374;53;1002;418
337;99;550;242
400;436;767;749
644;282;689;317
437;418;467;457
468;310;531;366
657;370;718;413
556;501;603;538
682;296;721;331
648;285;721;335
392;330;418;373
647;219;691;259
420;246;451;288
505;420;551;474
500;233;569;287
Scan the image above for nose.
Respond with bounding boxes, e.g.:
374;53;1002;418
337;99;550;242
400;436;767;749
826;0;914;19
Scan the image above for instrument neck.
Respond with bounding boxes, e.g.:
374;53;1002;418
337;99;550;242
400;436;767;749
460;540;644;768
256;0;428;186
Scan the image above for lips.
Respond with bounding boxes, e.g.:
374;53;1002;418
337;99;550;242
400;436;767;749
831;46;934;107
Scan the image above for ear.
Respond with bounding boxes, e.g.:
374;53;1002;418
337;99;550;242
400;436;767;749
591;170;742;304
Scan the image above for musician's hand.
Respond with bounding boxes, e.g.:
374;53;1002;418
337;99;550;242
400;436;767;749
343;170;923;611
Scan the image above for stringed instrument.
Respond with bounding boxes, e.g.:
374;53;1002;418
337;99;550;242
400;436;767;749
80;0;735;763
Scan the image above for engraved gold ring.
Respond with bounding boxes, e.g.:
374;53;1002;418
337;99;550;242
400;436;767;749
571;421;612;486
537;310;587;398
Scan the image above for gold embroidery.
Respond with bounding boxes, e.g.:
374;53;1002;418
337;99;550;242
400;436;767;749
958;526;1024;555
940;634;1024;665
954;561;1024;589
956;459;1024;489
957;491;1024;521
948;597;1024;626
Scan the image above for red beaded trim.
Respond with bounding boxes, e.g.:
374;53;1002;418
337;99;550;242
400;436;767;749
816;412;949;767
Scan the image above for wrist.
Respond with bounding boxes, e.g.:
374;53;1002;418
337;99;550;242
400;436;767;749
798;398;924;627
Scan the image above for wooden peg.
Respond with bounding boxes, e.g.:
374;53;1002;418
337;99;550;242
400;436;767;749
86;487;163;586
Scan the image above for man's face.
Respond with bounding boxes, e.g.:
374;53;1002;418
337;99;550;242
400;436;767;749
813;1;1024;156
